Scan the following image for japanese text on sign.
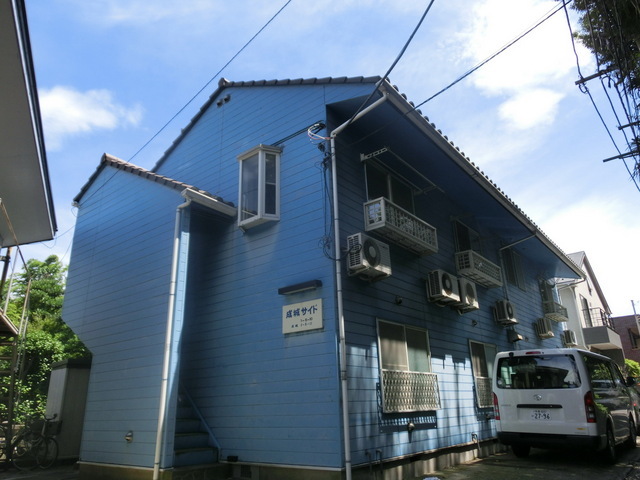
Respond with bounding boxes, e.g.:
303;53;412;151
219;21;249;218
282;299;323;334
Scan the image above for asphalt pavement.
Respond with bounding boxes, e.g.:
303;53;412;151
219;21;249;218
424;442;640;480
4;444;640;480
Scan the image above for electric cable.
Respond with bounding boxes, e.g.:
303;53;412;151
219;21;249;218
563;0;640;191
417;1;565;108
340;0;436;134
128;0;293;162
340;0;569;151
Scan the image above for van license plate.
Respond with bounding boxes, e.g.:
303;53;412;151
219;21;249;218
531;409;551;420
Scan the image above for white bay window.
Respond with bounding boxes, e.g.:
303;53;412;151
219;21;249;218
238;144;281;228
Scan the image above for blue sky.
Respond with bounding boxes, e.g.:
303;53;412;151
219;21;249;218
22;0;639;316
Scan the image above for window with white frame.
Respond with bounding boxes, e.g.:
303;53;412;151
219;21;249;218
238;144;281;228
503;248;526;290
469;340;496;408
377;319;440;413
365;163;414;213
454;220;482;253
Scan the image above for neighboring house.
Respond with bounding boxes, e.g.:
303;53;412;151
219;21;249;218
612;314;640;364
557;252;623;365
62;76;584;480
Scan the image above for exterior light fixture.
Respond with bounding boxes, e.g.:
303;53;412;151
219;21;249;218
278;280;322;295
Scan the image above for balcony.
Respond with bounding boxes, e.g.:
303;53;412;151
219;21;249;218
455;250;502;288
474;376;493;408
543;300;568;323
363;197;438;256
582;307;622;354
583;307;614;329
380;370;441;413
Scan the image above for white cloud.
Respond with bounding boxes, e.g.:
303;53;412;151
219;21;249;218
39;86;143;150
68;0;223;26
537;196;640;316
498;89;564;130
455;0;590;129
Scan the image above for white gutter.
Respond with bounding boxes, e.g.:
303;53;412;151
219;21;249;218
153;198;192;480
330;92;388;480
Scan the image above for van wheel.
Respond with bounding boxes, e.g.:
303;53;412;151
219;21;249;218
603;426;617;464
511;445;530;458
626;417;637;449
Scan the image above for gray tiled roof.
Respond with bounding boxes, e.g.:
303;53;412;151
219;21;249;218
74;153;234;210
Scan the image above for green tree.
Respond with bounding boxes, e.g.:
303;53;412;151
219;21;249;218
625;358;640;378
570;0;640;179
3;255;89;420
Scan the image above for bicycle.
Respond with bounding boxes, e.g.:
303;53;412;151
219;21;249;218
0;423;7;465
11;414;59;470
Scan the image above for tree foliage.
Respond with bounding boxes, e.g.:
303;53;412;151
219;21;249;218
570;0;640;178
2;255;89;421
626;358;640;378
572;0;640;88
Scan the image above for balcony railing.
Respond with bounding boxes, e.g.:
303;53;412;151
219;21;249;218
364;197;438;256
455;250;502;288
543;300;568;323
380;370;441;413
474;376;493;408
583;307;614;330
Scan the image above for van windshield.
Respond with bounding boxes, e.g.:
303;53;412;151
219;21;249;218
496;354;581;389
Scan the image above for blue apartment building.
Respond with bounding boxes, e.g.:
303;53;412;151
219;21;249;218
62;76;583;479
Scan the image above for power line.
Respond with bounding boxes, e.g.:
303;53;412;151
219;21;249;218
562;0;640;191
341;3;568;149
341;0;436;133
416;1;566;108
128;0;293;162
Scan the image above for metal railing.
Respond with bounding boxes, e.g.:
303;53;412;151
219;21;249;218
363;197;438;256
455;250;502;288
474;376;493;408
380;370;441;413
583;307;614;330
543;300;568;323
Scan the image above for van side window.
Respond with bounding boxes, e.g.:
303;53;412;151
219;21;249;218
584;356;615;390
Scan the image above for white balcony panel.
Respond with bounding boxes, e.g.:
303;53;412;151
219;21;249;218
543;301;568;323
455;250;502;288
364;197;438;256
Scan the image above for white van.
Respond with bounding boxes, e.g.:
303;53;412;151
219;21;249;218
492;348;637;462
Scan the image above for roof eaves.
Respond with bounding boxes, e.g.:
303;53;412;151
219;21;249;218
377;79;584;279
74;154;235;215
152;76;382;170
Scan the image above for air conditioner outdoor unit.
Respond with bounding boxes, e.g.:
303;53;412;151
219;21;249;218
562;329;579;347
494;300;517;326
454;278;479;313
535;317;555;339
347;233;392;280
426;270;460;304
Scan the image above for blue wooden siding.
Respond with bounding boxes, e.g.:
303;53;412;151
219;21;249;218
62;166;187;467
153;83;380;468
333;126;565;465
63;79;573;473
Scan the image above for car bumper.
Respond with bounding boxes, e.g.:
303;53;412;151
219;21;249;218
498;432;605;451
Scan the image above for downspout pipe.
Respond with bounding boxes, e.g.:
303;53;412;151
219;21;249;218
329;92;388;480
153;197;191;480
